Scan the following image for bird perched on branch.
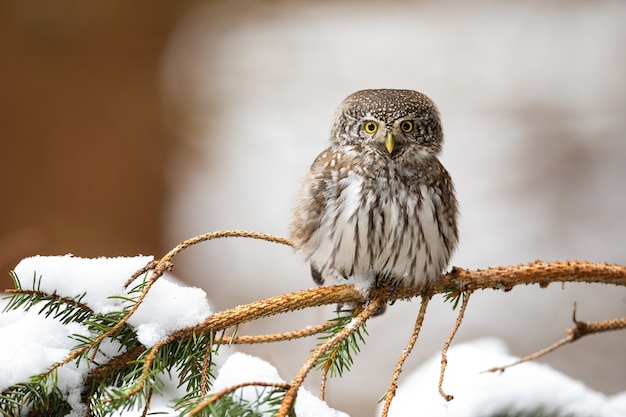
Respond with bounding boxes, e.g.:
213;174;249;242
290;89;458;306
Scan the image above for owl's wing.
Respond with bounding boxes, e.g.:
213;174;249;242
289;148;335;249
428;158;459;255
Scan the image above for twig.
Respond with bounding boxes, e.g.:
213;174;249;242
200;336;213;397
567;302;626;336
319;305;365;401
485;303;626;373
221;321;336;345
438;290;473;401
189;381;291;416
159;230;292;274
140;388;152;417
124;260;158;288
124;230;291;288
320;371;328;402
4;289;93;314
174;285;365;339
380;294;432;417
83;345;145;396
277;297;385;417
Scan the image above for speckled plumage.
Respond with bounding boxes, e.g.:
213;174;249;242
290;89;458;296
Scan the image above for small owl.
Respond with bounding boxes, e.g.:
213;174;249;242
290;89;458;298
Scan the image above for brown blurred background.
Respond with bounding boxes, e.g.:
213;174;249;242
0;1;196;289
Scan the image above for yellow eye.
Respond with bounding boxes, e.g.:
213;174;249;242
401;121;413;133
364;121;378;134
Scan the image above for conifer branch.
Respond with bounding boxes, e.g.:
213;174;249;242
485;303;626;373
3;230;626;416
380;294;431;417
277;297;384;417
189;381;291;416
140;388;152;417
36;267;160;381
446;262;626;290
200;336;213;397
123;230;293;288
320;369;328;402
317;306;371;400
221;320;336;345
438;290;473;401
4;288;93;314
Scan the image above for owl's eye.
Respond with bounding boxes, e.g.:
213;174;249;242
401;121;414;133
364;121;378;134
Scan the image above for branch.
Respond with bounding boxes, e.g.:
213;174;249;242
485;303;626;373
446;261;626;290
162;261;626;345
380;294;431;417
221;321;336;345
278;297;384;417
4;288;93;314
189;381;291;416
438;290;472;401
83;260;626;408
9;230;625;416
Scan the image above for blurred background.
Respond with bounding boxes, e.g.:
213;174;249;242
2;1;625;415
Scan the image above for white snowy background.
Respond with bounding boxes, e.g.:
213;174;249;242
159;1;626;416
2;1;626;416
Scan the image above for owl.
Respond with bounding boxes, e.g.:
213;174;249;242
290;89;458;299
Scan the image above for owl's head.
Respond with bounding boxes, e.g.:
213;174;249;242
330;89;443;157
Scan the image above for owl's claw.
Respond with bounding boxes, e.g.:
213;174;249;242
361;299;387;316
336;301;386;317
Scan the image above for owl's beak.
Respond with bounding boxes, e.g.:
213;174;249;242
385;133;395;153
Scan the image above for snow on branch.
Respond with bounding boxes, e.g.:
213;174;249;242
1;230;625;416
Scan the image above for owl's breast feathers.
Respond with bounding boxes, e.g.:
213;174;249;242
290;145;458;289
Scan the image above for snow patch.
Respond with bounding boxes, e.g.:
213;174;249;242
13;254;153;314
128;277;212;347
2;255;214;415
383;338;626;417
213;352;350;417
